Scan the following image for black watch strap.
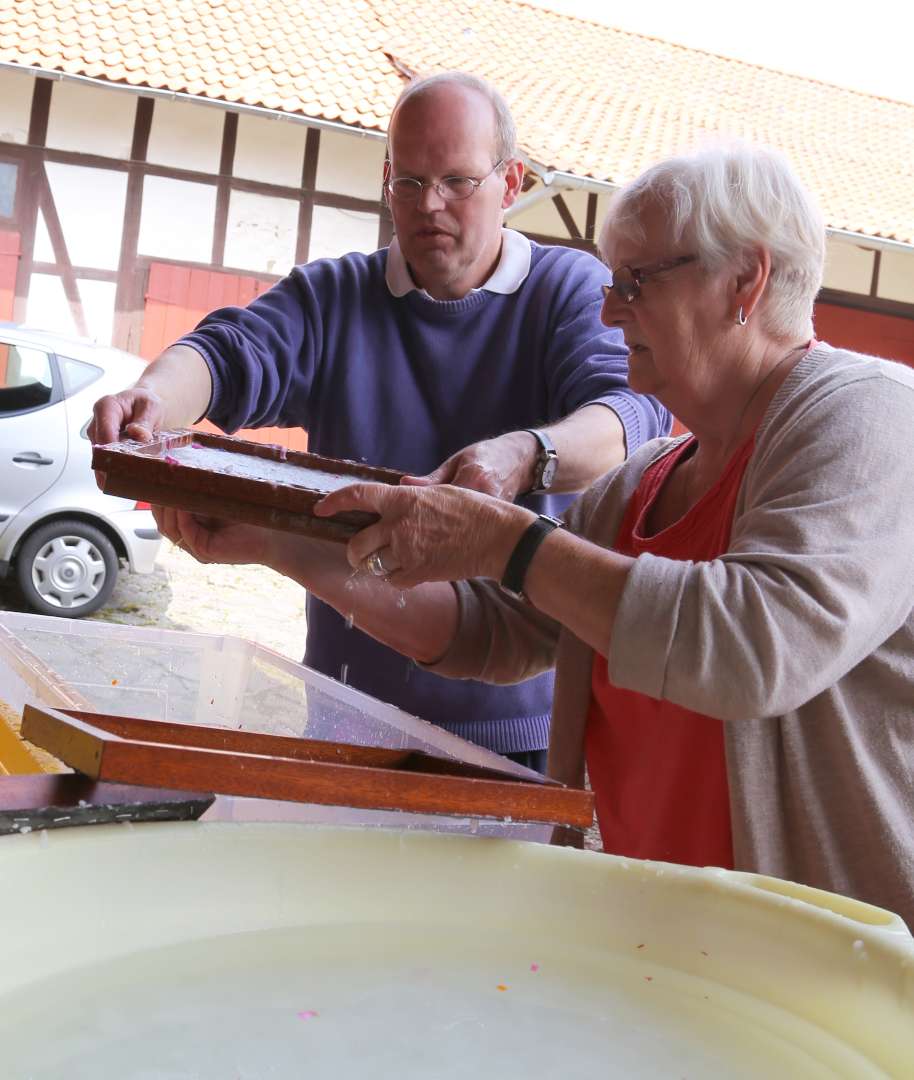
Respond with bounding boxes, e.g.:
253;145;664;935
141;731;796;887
522;428;558;493
500;514;565;599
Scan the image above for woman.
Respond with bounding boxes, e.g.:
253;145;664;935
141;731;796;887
158;144;914;926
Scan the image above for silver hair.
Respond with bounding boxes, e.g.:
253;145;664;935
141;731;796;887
599;142;826;340
388;71;517;164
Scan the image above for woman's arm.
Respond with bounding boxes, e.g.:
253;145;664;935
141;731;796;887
315;480;635;658
151;506;459;664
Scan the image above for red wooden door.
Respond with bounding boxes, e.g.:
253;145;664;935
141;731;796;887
815;302;914;369
0;231;19;324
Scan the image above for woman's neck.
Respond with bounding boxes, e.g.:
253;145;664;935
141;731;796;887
684;335;812;467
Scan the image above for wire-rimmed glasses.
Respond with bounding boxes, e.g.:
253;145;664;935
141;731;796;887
386;159;506;202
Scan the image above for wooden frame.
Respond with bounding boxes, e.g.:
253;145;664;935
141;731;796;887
92;429;403;542
21;705;594;829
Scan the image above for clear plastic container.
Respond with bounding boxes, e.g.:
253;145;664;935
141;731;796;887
0;612;553;840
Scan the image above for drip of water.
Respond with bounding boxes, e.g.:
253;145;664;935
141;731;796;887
340;663;349;685
396;591;407;609
345;613;354;631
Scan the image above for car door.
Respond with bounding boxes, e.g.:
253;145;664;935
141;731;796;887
0;338;68;540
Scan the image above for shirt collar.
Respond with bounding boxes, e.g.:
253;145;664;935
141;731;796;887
385;227;532;299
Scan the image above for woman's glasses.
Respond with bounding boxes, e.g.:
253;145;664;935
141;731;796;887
602;255;697;303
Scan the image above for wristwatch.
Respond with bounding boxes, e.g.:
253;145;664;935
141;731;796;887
522;428;558;493
500;514;566;600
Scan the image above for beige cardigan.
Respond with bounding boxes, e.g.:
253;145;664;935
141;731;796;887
429;345;914;928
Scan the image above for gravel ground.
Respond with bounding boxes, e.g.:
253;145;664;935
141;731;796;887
88;542;312;659
1;540;311;662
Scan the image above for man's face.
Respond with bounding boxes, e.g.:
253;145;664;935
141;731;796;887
386;86;522;300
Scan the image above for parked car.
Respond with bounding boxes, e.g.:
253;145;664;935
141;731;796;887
0;324;161;617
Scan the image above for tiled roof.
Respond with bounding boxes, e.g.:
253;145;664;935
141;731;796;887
2;0;912;244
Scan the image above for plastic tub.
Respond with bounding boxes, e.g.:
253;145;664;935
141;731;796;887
1;822;912;1077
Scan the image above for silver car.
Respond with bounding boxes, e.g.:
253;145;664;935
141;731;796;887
0;324;161;617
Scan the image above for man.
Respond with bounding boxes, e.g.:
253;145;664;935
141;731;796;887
91;72;670;770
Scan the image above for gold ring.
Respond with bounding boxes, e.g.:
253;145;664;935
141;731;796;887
366;550;387;577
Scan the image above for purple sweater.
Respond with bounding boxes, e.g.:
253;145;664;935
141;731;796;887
180;241;670;752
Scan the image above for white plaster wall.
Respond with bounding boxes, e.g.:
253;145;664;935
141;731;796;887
75;278;117;345
233;114;306;188
25;274;74;338
508;190;570;237
877;250;914;304
138;176;216;264
146;99;223;175
308;205;379;262
25;274;117;345
559;188;591;234
0;68;34;144
223;190;299;275
594;191;615;247
45;162;127;270
45;80;135;161
823;240;875;294
32;208;54;264
315;130;386;202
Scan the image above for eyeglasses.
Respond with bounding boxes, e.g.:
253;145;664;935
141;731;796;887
386;160;506;202
602;255;697;303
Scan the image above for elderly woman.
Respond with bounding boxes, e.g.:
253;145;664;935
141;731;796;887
158;144;914;926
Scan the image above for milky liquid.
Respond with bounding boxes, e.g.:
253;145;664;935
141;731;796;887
166;445;361;493
0;925;880;1079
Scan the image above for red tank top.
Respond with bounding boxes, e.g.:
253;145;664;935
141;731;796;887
587;434;756;868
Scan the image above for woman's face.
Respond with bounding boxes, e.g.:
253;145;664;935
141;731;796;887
601;204;729;409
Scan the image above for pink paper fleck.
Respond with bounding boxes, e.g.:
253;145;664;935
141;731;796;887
529;963;540;973
163;454;179;465
297;1010;319;1020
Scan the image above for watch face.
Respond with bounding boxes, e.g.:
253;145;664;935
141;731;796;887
540;456;558;490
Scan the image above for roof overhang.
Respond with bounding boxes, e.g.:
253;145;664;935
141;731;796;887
4;61;912;256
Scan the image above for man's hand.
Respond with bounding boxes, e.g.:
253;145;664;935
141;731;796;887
315;482;534;589
153;506;274;566
401;431;538;502
89;386;167;447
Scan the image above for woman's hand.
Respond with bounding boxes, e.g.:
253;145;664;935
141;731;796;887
314;482;535;588
152;506;276;566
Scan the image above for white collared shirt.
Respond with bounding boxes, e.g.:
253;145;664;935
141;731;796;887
385;227;533;299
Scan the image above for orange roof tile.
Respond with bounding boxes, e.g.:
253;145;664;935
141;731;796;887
1;0;912;244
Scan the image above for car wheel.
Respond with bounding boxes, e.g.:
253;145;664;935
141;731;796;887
15;519;118;618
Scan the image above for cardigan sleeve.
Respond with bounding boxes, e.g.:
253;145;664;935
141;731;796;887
608;358;914;721
423;454;649;685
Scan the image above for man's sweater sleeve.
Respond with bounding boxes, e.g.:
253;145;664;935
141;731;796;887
177;263;327;433
608;362;914;720
541;249;672;452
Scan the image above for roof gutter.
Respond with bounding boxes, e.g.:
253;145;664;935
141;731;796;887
826;228;914;255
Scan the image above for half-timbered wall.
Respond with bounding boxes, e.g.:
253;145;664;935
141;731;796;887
1;65;912;375
0;67;388;358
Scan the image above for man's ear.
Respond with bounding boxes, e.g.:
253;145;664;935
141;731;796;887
382;159;392;207
501;159;525;211
732;247;772;323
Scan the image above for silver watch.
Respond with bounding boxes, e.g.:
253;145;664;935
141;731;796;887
523;428;558;493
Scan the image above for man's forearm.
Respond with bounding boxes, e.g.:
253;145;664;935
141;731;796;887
523;403;626;494
138;345;214;428
268;534;459;664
